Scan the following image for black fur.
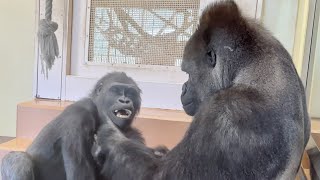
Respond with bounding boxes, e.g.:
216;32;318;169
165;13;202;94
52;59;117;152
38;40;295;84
1;72;148;180
94;1;310;179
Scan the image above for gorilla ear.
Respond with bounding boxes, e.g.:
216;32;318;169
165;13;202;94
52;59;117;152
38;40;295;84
206;50;216;67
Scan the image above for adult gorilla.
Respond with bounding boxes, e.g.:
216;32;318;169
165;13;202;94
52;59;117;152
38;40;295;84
93;1;310;180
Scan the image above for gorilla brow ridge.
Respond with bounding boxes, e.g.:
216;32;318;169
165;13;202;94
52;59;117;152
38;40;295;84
90;72;141;97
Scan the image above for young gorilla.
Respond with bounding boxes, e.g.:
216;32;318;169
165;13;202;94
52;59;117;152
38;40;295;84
1;72;167;180
93;1;310;180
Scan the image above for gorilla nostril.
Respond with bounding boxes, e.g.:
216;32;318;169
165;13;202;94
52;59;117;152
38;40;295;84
119;98;130;104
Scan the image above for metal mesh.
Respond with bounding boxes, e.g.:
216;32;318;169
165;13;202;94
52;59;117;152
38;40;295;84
88;0;200;66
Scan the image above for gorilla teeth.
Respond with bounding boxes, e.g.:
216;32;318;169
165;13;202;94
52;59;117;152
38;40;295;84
117;114;128;118
114;109;132;119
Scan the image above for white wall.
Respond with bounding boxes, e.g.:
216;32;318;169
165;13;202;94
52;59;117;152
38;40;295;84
0;1;35;136
261;0;298;55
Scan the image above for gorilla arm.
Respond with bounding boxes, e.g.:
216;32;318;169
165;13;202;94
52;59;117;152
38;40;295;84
60;125;96;180
95;121;160;180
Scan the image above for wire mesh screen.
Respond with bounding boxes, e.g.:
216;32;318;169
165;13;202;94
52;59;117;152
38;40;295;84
88;0;200;66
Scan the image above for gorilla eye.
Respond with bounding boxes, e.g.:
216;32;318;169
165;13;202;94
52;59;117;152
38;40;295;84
126;89;138;98
109;86;122;95
206;50;216;68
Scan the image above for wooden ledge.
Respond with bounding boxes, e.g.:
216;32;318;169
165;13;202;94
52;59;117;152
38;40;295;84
0;138;32;152
17;100;320;127
18;99;73;111
137;108;191;122
311;119;320;134
18;99;192;123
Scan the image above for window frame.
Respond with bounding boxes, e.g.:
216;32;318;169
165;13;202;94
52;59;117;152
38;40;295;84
34;0;263;110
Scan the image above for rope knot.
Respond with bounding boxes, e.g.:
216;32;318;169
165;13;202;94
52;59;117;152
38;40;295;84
38;19;58;36
38;0;58;79
38;19;59;78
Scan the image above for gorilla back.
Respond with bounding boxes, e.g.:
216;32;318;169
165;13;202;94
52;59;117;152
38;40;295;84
15;99;98;180
94;1;310;180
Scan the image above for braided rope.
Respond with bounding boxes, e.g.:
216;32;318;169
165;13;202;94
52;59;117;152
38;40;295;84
45;0;53;21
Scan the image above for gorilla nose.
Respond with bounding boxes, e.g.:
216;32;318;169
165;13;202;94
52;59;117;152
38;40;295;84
118;97;130;104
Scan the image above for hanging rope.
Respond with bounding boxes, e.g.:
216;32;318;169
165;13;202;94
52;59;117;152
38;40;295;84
38;0;59;79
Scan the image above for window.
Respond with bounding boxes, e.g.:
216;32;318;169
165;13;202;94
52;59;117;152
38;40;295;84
87;0;200;67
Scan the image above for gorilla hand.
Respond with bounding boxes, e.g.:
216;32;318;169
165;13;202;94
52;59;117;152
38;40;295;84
94;121;162;180
152;146;169;158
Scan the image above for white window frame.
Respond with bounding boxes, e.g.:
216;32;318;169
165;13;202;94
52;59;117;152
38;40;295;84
34;0;263;110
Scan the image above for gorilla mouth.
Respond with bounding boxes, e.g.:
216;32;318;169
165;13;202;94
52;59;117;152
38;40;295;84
113;109;132;119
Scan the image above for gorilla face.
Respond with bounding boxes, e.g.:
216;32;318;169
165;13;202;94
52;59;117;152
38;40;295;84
180;2;252;116
105;83;140;128
180;31;219;116
93;73;141;128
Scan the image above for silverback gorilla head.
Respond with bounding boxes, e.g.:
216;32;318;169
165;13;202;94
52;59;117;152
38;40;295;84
181;1;258;116
91;72;141;128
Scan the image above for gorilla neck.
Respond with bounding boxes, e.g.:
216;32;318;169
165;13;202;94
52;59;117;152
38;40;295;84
89;96;106;122
97;109;110;125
